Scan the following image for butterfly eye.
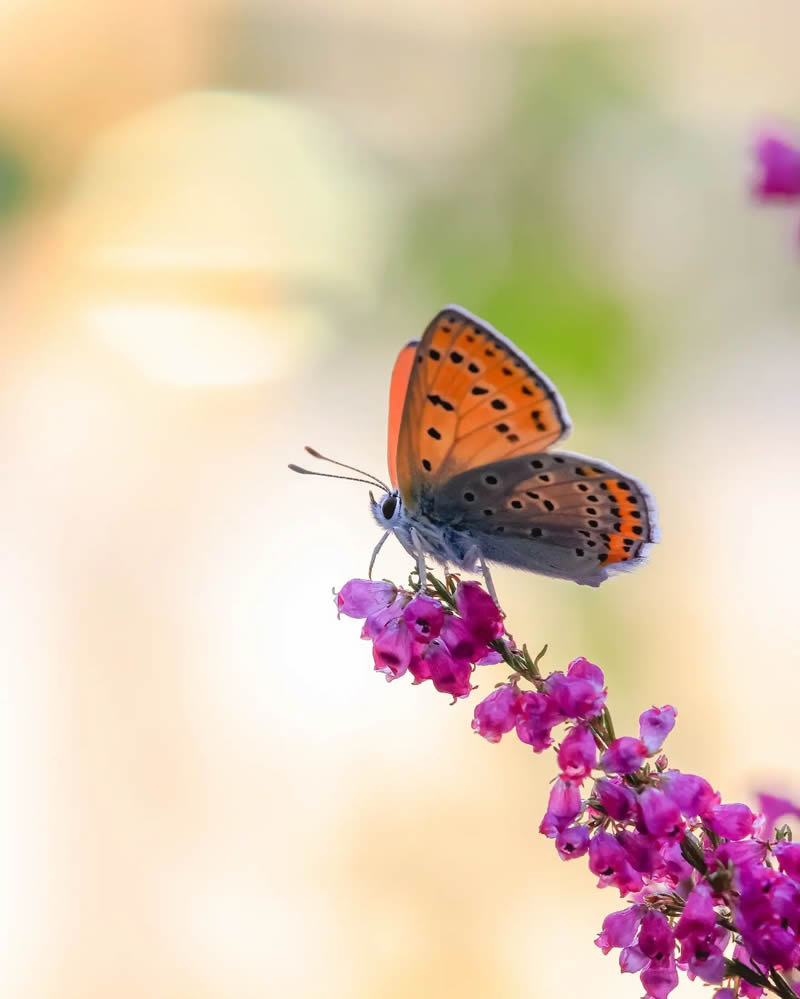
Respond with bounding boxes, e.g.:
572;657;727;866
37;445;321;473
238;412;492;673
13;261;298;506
382;495;398;519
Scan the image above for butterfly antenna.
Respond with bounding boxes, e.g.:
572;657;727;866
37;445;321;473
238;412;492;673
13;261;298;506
301;446;390;492
287;464;384;489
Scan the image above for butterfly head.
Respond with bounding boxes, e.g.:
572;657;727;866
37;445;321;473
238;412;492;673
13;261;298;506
370;489;403;530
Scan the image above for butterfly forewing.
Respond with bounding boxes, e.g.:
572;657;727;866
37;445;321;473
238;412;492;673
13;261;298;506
394;307;571;508
433;451;658;584
387;341;418;490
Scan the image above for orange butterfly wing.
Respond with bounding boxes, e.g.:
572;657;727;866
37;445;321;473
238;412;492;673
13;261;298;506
387;341;418;490
393;306;571;508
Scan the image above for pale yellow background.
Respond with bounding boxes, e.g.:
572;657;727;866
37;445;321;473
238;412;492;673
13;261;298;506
2;2;800;997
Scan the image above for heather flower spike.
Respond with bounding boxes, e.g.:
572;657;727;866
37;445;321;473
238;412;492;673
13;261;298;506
333;568;800;999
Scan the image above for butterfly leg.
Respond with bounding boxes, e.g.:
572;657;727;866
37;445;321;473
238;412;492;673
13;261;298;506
471;549;500;608
409;526;428;591
368;530;390;579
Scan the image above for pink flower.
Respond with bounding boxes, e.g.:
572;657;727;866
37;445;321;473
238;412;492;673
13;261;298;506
595;905;644;954
454;581;504;644
402;594;445;641
754;133;800;199
556;824;590;861
773;841;800;881
658;839;693;884
539;778;582;838
662;771;716;818
735;866;800;970
361;598;405;640
706;803;756;841
713;839;767;870
639;705;677;753
619;943;648;972
617;830;661;877
674;883;716;940
639;787;684;841
638;910;675;964
546;657;606;720
588;832;643;895
640;958;679;999
599;736;647;776
408;655;432;685
756;790;800;833
372;617;417;680
471;685;519;743
421;638;474;699
679;927;728;985
557;724;597;780
515;690;564;753
594;777;637;822
439;615;485;663
336;579;397;618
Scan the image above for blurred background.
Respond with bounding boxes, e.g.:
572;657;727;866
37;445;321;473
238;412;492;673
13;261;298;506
2;1;800;996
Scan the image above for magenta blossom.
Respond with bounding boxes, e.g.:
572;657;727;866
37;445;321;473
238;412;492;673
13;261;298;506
471;685;519;743
421;638;473;700
663;771;716;818
639;705;677;754
596;905;644;954
588;832;643;895
754;133;800;199
706;802;756;841
757;790;800;834
402;593;444;641
455;580;504;645
639;787;684;842
556;824;590;861
361;598;405;640
439;615;486;663
372;617;416;680
599;736;648;776
336;578;397;618
540;778;582;838
557;724;597;780
515;690;564;753
594;777;638;822
546;657;607;720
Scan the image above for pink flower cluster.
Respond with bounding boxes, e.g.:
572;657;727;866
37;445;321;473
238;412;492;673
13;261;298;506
473;668;800;998
336;575;800;999
336;578;504;700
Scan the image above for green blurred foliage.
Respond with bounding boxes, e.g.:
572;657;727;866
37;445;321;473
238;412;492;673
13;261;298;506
403;38;652;414
0;141;30;225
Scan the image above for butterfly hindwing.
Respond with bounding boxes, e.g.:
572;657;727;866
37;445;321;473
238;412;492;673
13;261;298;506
432;451;659;585
394;306;571;509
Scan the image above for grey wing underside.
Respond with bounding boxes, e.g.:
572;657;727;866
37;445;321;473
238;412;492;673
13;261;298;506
430;450;659;586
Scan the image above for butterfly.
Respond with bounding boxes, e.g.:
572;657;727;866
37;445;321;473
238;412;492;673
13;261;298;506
291;305;658;600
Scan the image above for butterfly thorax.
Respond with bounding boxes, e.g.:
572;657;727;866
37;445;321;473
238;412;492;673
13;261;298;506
371;489;480;571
